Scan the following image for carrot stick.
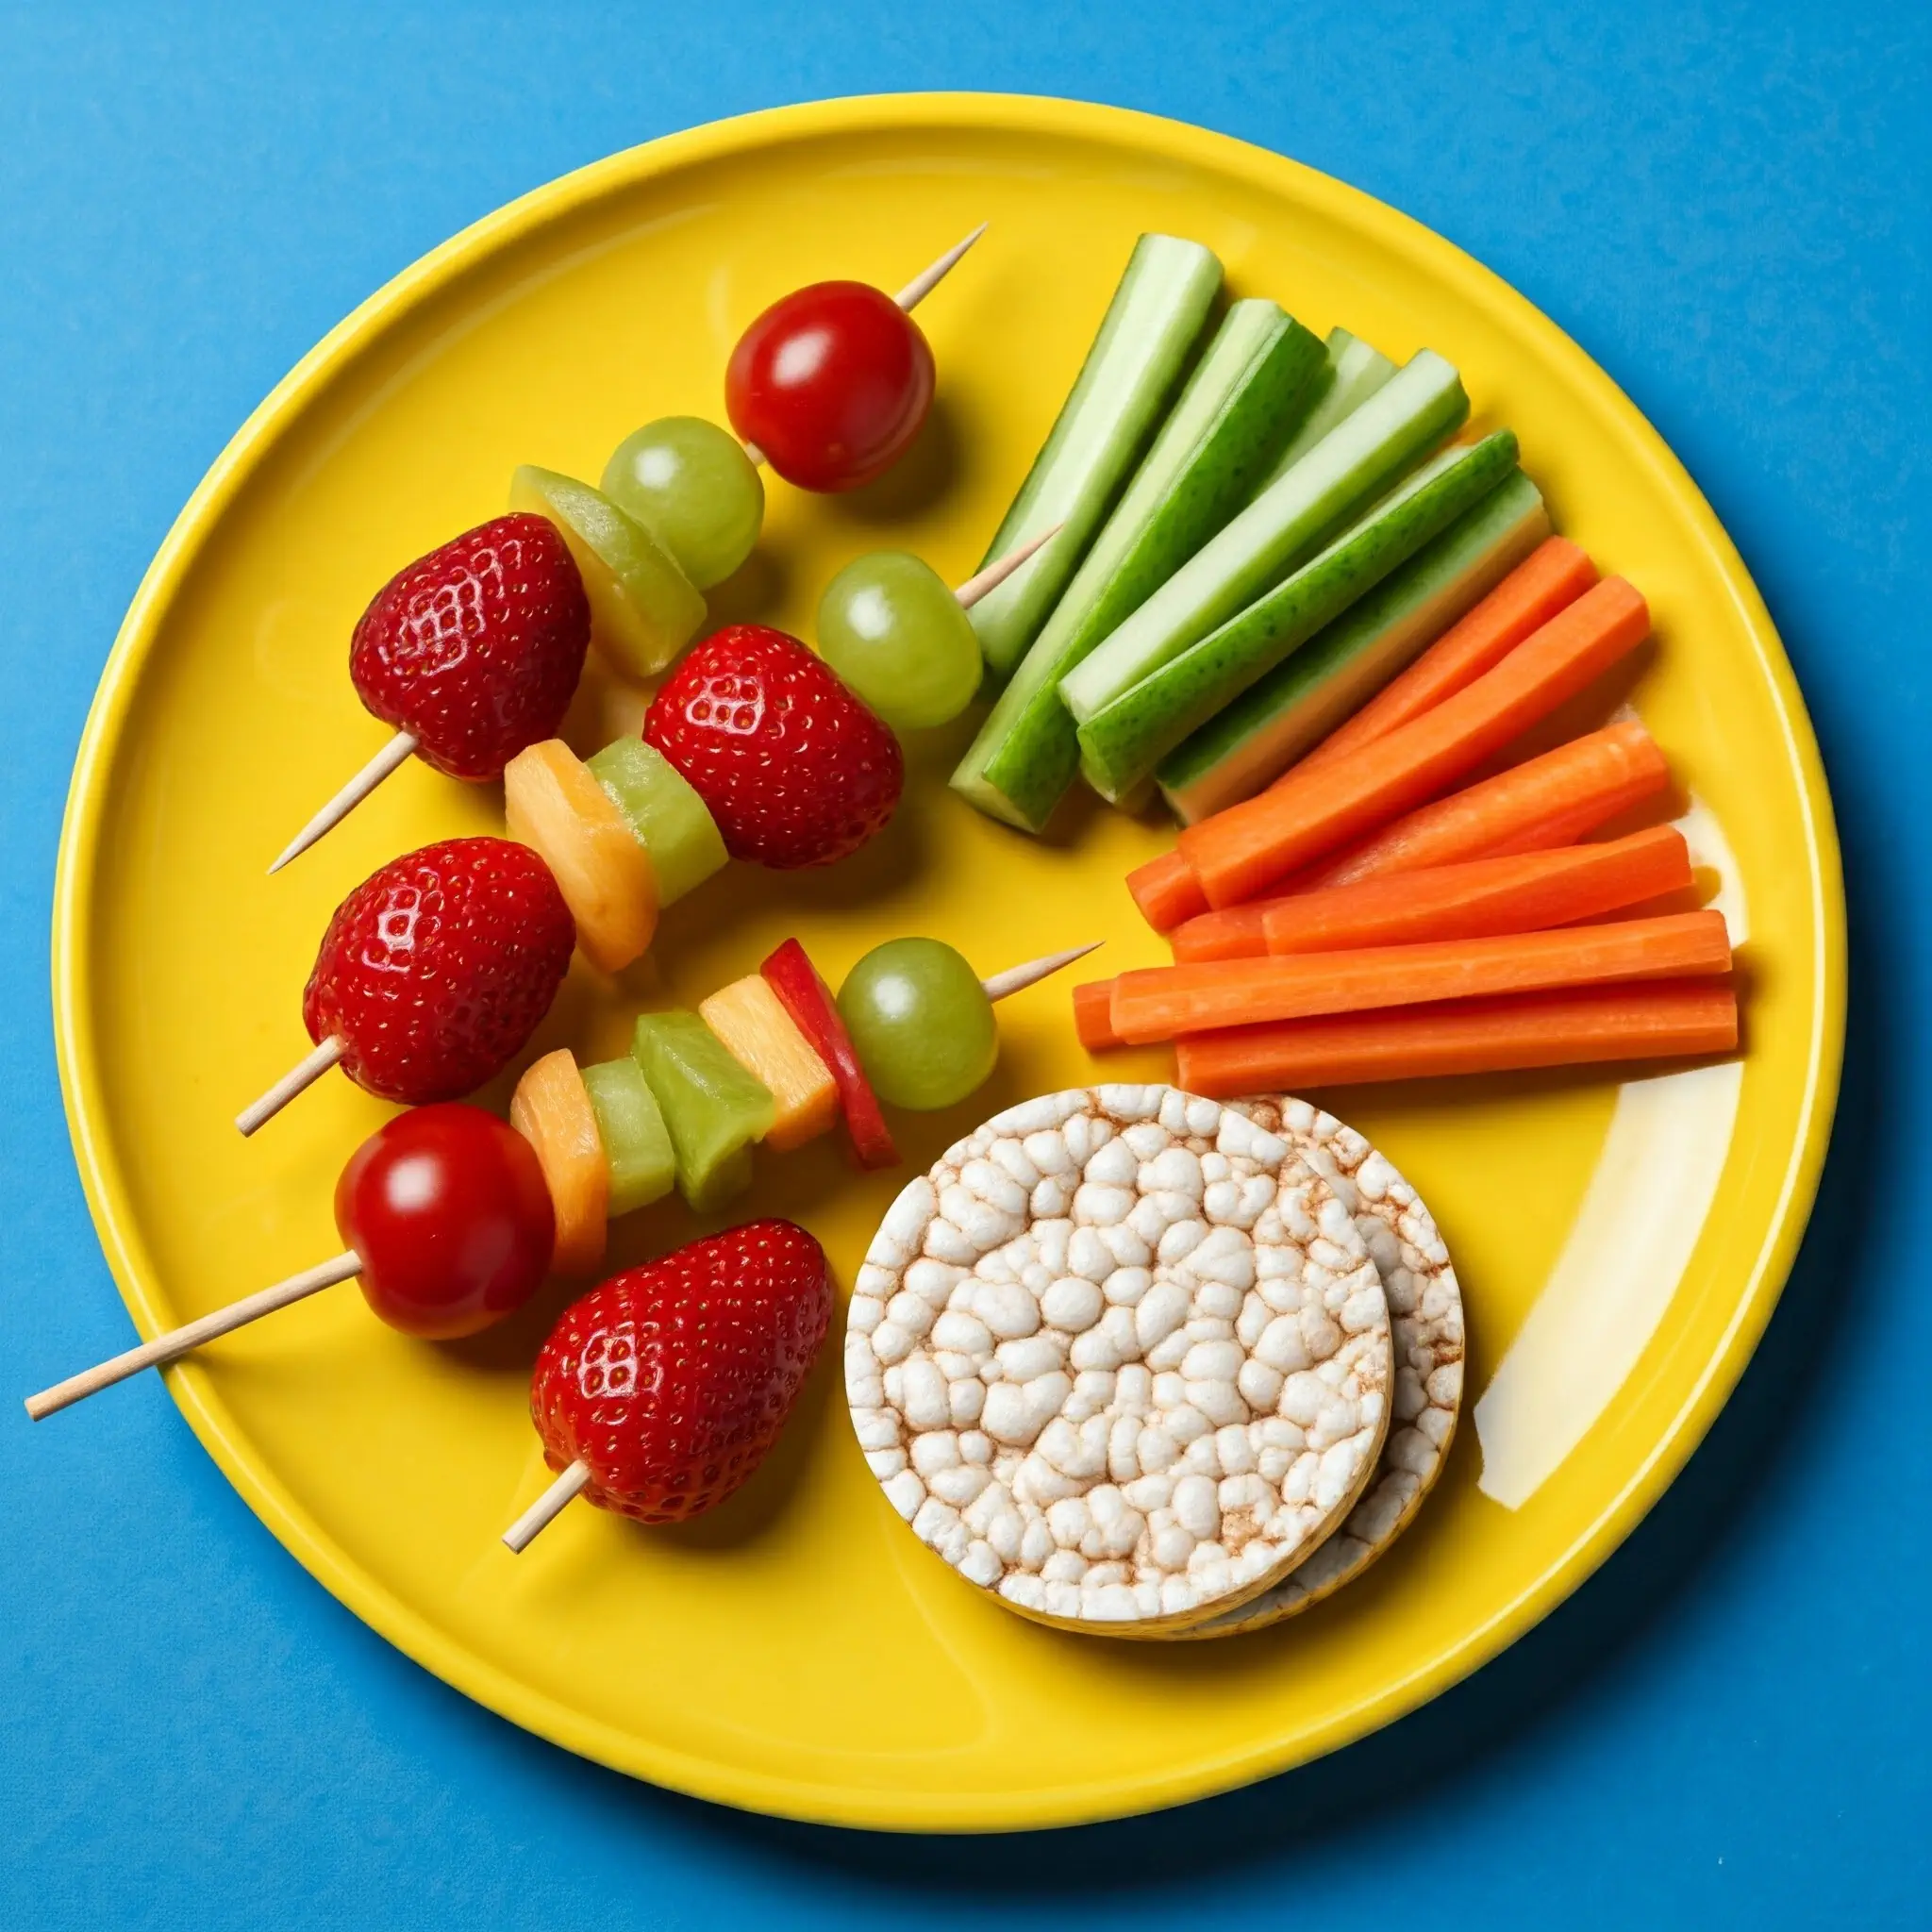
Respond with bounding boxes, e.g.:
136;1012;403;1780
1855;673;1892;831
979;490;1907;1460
1127;849;1208;932
1110;909;1730;1045
1174;981;1739;1094
1260;826;1690;956
1170;901;1283;962
1301;720;1670;890
1073;979;1125;1052
1295;537;1599;774
1178;576;1652;908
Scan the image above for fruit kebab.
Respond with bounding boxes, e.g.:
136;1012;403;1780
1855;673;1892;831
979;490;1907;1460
25;939;1094;1422
272;224;988;874
239;537;1060;1137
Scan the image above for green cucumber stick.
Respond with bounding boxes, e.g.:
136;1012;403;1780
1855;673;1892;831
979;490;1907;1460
968;234;1223;683
1158;467;1549;822
1058;349;1469;727
1074;429;1520;800
1252;328;1399;495
952;300;1327;832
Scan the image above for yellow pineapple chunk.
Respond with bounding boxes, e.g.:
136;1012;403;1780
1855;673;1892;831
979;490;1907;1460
504;739;657;974
509;1048;608;1276
698;974;838;1152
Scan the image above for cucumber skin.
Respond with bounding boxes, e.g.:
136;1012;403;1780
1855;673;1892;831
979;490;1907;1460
956;306;1328;832
1158;468;1549;821
1058;351;1470;727
1075;430;1522;800
1251;329;1398;498
970;235;1224;683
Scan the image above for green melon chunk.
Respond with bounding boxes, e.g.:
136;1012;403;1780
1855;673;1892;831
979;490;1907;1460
630;1010;774;1213
581;1056;678;1219
587;737;728;907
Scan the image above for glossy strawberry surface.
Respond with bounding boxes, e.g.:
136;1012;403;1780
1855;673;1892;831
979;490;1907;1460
529;1220;833;1524
302;836;574;1104
644;625;902;869
349;514;590;779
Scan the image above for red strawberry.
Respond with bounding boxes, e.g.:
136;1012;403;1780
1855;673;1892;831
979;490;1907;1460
529;1221;833;1524
644;625;902;869
350;514;590;780
303;836;574;1104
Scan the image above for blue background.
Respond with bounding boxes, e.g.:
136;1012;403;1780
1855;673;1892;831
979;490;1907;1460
3;3;1924;1924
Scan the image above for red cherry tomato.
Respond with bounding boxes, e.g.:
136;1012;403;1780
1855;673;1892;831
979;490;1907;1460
725;280;934;492
333;1104;555;1340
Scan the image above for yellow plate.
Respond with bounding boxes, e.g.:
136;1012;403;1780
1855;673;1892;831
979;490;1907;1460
51;94;1843;1830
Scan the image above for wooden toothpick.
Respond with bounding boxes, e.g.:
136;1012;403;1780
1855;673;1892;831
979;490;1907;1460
980;941;1104;1004
24;1251;363;1421
953;524;1061;609
501;1459;592;1554
235;1035;344;1138
269;730;418;875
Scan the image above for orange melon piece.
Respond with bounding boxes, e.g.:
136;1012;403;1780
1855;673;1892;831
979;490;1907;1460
698;974;838;1152
508;1048;608;1276
504;740;658;974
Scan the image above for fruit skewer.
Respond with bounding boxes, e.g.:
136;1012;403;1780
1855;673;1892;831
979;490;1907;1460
239;530;1061;1138
25;941;1094;1423
273;225;988;875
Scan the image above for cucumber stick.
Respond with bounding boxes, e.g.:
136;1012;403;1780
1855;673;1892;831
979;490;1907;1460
951;299;1327;830
1158;467;1550;822
1252;328;1399;495
1075;428;1521;800
1058;348;1469;729
968;234;1223;682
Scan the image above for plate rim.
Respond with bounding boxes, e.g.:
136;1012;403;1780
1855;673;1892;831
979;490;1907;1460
49;90;1847;1831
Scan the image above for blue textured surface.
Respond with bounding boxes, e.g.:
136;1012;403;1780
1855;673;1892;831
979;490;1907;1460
3;4;1924;1924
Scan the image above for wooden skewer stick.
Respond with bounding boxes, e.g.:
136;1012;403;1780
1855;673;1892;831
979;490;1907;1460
893;222;989;312
268;730;419;876
953;524;1060;609
236;1035;344;1138
501;1459;591;1553
741;224;988;467
980;940;1104;1004
24;1251;362;1421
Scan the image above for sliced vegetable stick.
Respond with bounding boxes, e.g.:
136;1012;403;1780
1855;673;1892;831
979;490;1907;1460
1259;826;1690;956
1295;536;1598;774
1072;980;1126;1052
509;1049;609;1277
1170;901;1283;962
1109;909;1730;1045
1178;576;1652;908
1302;719;1670;889
1174;980;1739;1094
1127;848;1209;933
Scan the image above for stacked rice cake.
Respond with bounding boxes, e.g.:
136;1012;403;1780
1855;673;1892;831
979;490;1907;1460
844;1085;1396;1634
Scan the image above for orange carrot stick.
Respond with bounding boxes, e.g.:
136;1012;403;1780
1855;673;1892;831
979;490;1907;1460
1295;537;1599;774
1260;826;1690;956
1178;576;1653;908
1127;849;1209;933
1301;720;1670;890
1170;901;1284;962
1073;979;1125;1052
1110;908;1729;1045
1174;980;1739;1094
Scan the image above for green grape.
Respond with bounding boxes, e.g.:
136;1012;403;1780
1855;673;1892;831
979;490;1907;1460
815;551;984;731
837;938;996;1111
601;416;764;591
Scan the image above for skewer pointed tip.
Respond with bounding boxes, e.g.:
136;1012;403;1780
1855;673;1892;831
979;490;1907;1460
953;523;1063;609
270;730;418;874
893;221;990;312
235;1035;345;1137
981;940;1105;1004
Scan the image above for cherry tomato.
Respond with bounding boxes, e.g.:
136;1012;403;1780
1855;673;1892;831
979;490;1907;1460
724;280;934;492
333;1103;555;1339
